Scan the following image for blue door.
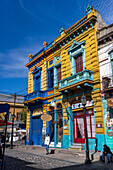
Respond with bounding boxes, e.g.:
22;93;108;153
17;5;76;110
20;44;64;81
32;116;43;145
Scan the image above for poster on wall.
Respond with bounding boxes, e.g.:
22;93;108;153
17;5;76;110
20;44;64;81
105;98;113;136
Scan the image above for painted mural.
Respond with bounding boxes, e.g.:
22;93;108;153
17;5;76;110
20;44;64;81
105;98;113;136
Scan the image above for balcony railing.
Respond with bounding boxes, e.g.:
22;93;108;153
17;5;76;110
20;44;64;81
24;90;47;101
59;69;93;89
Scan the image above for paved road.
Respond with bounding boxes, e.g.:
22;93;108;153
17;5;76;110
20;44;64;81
2;146;113;170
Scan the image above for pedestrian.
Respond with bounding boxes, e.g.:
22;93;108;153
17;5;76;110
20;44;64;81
102;144;112;163
44;133;50;155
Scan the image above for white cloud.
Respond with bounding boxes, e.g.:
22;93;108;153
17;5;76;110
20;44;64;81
0;42;42;78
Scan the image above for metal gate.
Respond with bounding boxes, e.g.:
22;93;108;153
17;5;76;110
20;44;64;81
32;116;43;145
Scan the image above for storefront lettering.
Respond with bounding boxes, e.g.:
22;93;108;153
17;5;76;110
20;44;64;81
72;101;93;109
32;108;43;116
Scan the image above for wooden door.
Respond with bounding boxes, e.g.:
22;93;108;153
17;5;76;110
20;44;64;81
57;104;63;142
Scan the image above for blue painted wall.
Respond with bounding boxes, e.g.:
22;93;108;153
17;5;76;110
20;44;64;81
46;111;51;137
62;135;69;149
102;97;113;151
54;109;58;147
68;106;74;147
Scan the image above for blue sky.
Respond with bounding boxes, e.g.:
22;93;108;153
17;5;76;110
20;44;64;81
0;0;113;95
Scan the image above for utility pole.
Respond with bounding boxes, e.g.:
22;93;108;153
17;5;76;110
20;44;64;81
10;93;16;149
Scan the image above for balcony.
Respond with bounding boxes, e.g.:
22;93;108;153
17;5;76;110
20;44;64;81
24;90;47;101
59;69;93;90
102;75;113;90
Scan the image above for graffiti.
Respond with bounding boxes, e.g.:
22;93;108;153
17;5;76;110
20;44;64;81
105;111;113;136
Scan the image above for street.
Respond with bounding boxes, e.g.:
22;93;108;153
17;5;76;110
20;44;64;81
1;145;113;170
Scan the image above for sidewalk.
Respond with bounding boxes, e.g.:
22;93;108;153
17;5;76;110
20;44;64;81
4;144;113;170
14;144;102;162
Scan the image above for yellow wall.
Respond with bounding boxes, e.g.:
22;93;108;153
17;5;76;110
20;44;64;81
26;7;104;135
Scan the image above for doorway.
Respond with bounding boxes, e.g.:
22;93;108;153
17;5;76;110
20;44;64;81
73;116;85;143
73;109;95;144
32;116;43;145
57;103;63;142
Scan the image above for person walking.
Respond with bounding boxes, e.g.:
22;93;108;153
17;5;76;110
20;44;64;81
44;134;50;155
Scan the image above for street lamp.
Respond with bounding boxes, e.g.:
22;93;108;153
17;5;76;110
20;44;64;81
81;95;91;164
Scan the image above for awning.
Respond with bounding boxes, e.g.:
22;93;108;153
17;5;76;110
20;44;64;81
0;104;10;113
0;120;13;126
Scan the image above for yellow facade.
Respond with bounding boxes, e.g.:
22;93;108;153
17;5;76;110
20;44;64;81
25;5;105;150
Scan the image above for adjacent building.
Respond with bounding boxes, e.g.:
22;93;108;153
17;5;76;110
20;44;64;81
25;5;106;151
0;93;26;135
97;22;113;151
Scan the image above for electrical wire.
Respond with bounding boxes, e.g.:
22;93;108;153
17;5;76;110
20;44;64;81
2;52;112;96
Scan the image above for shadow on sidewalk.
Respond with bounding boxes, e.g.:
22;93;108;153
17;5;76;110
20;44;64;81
52;160;113;170
3;155;41;170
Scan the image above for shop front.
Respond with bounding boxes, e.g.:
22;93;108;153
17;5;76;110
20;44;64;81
72;101;96;150
103;97;113;151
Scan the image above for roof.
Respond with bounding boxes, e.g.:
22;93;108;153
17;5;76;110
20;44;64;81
0;94;24;104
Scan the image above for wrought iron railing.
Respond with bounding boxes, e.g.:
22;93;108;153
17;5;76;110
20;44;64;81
24;90;47;101
59;69;93;89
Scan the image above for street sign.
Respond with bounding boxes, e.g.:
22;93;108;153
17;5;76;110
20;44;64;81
41;114;52;121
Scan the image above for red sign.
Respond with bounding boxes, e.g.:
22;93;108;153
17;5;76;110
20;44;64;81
96;124;102;128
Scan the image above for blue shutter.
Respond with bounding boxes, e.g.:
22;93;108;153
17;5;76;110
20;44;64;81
48;70;50;89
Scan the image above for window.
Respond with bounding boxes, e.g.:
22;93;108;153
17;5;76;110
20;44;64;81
75;55;83;73
32;66;42;91
48;68;54;89
35;76;40;91
57;66;61;85
68;40;86;75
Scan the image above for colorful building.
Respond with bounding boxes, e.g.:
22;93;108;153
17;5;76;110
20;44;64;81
97;22;113;151
0;93;25;121
25;5;106;151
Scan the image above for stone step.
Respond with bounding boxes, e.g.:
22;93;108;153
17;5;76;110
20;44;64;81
57;142;61;147
71;143;84;149
50;142;54;147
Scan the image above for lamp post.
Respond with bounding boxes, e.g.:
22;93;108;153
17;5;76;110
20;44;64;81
81;95;91;164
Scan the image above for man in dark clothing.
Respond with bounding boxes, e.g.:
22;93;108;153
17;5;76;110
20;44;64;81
102;144;112;162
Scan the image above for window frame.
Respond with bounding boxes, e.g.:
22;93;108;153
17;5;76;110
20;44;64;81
47;67;54;90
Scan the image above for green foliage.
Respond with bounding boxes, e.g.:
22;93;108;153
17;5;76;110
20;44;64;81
18;107;27;123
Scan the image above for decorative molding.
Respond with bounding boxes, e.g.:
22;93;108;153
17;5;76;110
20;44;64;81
89;21;93;28
56;56;60;61
86;5;92;14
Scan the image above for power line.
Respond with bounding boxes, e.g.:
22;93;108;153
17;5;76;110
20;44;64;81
11;55;112;95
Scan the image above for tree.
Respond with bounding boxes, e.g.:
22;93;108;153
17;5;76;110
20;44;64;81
18;107;27;123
